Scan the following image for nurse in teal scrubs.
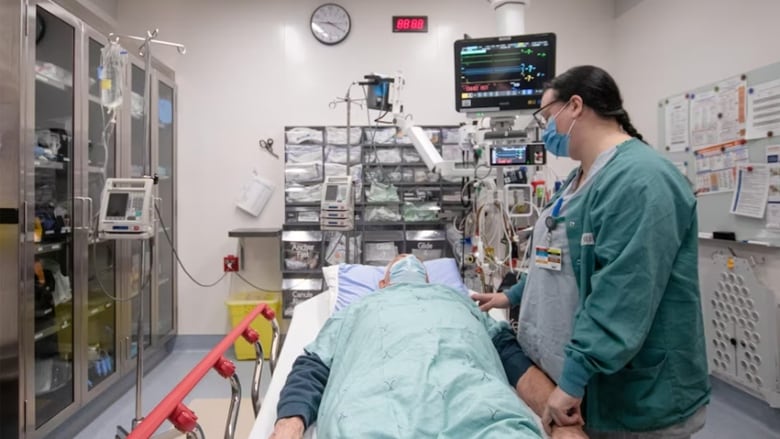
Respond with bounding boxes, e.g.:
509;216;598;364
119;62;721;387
475;65;710;439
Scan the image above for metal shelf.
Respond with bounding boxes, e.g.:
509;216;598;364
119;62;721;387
35;241;68;254
34;160;67;170
87;301;113;316
228;228;282;238
34;315;72;341
282;223;322;231
285;202;321;208
364;162;428;168
36;73;72;91
282;269;322;275
404;220;443;226
395;143;441;148
362;221;405;227
362;145;402;150
392;182;457;188
363;201;402;205
284;125;464;267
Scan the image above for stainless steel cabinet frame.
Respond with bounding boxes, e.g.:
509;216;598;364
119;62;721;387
0;1;178;437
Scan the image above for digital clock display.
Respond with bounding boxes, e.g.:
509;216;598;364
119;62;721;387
392;16;428;33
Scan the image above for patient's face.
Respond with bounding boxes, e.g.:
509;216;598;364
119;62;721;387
379;254;429;288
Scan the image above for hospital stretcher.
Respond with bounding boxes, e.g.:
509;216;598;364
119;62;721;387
121;303;281;439
248;292;548;439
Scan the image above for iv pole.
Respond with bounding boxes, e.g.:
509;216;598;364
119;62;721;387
328;83;364;262
109;29;186;431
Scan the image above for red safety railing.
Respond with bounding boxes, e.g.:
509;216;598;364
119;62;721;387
126;302;279;439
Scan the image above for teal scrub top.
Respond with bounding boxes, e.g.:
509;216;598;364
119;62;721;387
506;139;710;432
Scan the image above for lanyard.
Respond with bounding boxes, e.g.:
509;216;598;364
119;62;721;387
544;197;565;232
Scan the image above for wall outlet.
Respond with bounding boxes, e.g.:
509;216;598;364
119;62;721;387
223;255;239;272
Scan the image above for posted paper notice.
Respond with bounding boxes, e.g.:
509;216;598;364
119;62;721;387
766;145;780;228
747;78;780;140
716;76;747;144
665;95;690;152
730;164;769;218
694;141;749;194
690;90;719;149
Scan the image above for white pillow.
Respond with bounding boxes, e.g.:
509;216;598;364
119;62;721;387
322;265;340;311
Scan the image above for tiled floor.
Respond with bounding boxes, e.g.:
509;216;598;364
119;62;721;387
76;348;779;439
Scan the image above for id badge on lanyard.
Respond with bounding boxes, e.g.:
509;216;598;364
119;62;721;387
535;197;564;271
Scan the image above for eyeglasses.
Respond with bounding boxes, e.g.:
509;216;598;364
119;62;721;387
532;100;560;130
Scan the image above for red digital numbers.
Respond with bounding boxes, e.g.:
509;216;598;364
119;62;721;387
394;16;427;32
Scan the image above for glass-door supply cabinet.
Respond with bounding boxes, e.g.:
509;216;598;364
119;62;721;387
127;60;153;360
154;74;177;341
0;2;179;438
30;5;78;428
84;33;119;394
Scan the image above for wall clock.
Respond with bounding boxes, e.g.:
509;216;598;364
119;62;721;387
310;3;351;45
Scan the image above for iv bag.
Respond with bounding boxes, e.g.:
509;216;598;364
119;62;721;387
99;42;128;110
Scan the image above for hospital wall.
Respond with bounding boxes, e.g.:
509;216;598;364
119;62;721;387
117;0;616;335
614;0;780;303
613;0;780;148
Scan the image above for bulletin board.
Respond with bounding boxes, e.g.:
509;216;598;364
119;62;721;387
658;61;780;245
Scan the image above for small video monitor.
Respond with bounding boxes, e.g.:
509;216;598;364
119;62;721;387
324;183;347;202
106;192;129;218
367;82;391;112
490;146;527;166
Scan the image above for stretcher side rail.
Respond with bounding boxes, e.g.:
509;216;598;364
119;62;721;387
122;303;281;439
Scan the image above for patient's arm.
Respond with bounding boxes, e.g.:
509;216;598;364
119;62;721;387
516;366;553;415
269;417;304;439
517;367;588;439
490;325;588;438
274;352;330;431
491;326;534;387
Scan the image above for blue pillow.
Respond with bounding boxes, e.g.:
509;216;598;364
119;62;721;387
335;258;467;311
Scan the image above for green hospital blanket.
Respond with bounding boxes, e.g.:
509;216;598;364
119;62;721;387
306;283;543;438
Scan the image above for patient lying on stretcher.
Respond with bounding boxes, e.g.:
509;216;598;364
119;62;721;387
269;254;587;439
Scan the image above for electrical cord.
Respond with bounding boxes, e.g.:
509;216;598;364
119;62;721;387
361;85;385;184
153;203;227;288
154;203;297;292
234;272;285;293
90;214;149;302
373;110;391;123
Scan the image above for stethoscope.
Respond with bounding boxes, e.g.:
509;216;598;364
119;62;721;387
544;196;565;234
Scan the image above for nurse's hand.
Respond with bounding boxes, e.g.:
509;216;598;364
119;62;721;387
551;425;589;439
269;416;304;439
542;387;584;434
471;292;510;312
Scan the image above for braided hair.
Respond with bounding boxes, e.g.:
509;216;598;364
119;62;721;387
546;66;645;143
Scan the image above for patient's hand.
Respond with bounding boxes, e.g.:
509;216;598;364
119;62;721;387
472;292;511;312
551;425;589;439
269;417;304;439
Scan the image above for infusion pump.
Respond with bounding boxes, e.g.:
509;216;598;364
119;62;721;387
320;176;354;231
98;178;155;240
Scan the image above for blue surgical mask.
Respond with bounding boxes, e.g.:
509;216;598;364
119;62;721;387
542;103;577;158
389;255;427;284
